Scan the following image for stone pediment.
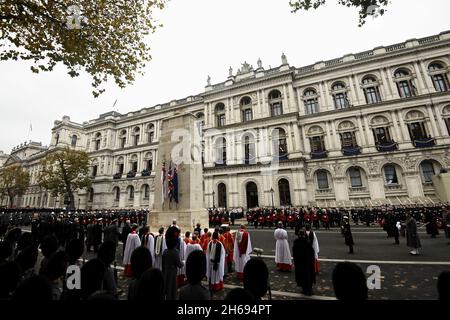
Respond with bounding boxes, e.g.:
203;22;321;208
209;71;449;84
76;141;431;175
3;154;22;166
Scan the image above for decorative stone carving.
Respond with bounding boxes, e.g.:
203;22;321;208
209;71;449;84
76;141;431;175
403;158;417;170
338;120;355;131
332;163;343;176
405;110;425;120
257;58;262;69
367;160;380;174
237;62;254;75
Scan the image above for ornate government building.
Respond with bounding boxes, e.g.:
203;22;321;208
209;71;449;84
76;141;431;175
2;31;450;210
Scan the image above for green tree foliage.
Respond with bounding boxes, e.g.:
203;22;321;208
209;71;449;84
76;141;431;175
0;0;166;97
38;148;91;210
289;0;390;26
0;165;30;208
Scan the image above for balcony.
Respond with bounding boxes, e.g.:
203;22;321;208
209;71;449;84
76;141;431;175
127;171;136;178
376;141;398;152
311;150;328;159
384;184;403;191
342;146;361;156
413;138;436;148
113;173;123;180
315;188;333;194
349;186;367;193
141;169;151;177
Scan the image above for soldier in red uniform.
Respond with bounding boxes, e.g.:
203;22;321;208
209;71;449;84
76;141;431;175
321;211;330;230
312;211;319;229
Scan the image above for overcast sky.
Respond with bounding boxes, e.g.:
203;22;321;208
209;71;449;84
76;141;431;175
0;0;449;153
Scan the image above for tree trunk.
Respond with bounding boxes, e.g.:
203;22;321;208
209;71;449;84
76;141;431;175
68;190;75;211
8;192;15;208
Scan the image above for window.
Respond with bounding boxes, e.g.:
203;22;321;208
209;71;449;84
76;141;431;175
303;89;319;114
397;80;413;98
92;165;98;177
373;127;391;144
215;103;226;127
332;83;350;109
349;168;363;187
362;77;381;104
89;188;94;202
132;161;138;172
146;159;153;171
421;161;435;183
147;124;155;143
243;108;253;122
71;135;78;147
269;90;283;116
428;63;449;92
119;130;127;148
118;163;124;174
273;129;288;159
114;187;120;201
128;187;134;200
316;170;329;190
394;69;416;98
278;179;291;206
446;117;450;135
244;135;255;165
218;183;227;208
143;185;150;199
384;165;398;185
95;133;101;151
340;132;357;148
134;128;140;146
310;136;325;152
215;137;226;166
408;122;427;140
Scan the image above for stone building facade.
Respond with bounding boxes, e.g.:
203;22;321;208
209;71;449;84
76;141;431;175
2;31;450;209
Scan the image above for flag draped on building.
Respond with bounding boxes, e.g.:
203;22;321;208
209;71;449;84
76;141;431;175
167;162;173;201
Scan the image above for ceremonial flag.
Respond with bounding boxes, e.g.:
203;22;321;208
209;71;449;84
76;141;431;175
167;162;174;202
173;166;179;204
161;161;166;204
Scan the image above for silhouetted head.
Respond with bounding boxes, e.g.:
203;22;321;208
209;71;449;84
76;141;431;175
165;226;180;250
15;246;38;274
16;232;33;252
97;240;116;266
0;261;21;298
135;268;164;302
438;271;450;300
41;251;68;282
186;250;206;285
81;258;106;299
131;246;152;280
40;235;58;258
243;258;269;300
66;238;84;265
12;275;52;301
332;262;368;300
0;240;13;262
224;288;255;302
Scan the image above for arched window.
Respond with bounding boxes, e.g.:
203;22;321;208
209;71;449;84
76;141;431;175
133;127;140;146
116;157;125;174
245;182;258;209
269;90;283;116
215;103;226;127
113;187;120;201
348;167;363;188
71;135;78;147
420;161;435;183
331;82;350;109
394;69;416;98
243;134;256;165
128;186;135;200
316;170;330;190
94;133;101;151
147;124;155;143
218;183;227;208
384;165;398;185
278;179;291;206
362;76;382;104
428;62;449;92
215;137;226;166
240;97;253;122
130;155;138;172
272;128;288;160
119;130;127;148
303;89;319;114
144;152;153;172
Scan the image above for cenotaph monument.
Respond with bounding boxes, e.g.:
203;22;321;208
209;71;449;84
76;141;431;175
148;112;208;233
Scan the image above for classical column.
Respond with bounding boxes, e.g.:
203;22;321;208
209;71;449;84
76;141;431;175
325;121;335;150
352;75;365;105
434;104;450;139
322;81;332;111
390;110;403;142
363;116;376;147
256;90;262;118
356;116;367;146
331;121;341;149
292;123;302;152
397;110;411;143
297;88;305;116
288;84;297;113
413;61;426;94
380;68;393;99
261;89;268;118
426;104;440;138
419;60;434;92
301;126;311;154
384;68;400;99
347;76;358;104
283;84;290;113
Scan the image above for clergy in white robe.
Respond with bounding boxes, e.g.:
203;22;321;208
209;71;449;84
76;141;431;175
305;224;320;273
274;223;292;271
141;227;155;264
176;235;187;287
122;224;141;277
233;225;252;280
206;232;225;292
185;242;203;260
154;228;167;271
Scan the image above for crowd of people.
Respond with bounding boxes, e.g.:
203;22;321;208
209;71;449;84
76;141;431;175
0;203;449;301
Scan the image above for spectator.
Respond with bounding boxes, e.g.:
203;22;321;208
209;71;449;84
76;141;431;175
128;246;152;300
225;288;254;302
39;235;58;274
66;238;84;266
81;258;106;300
0;261;21;300
332;262;368;300
243;258;269;300
15;246;38;279
163;226;184;300
12;275;52;301
293;231;316;296
135;268;165;301
0;240;13;263
179;250;209;300
41;251;69;300
98;240;118;297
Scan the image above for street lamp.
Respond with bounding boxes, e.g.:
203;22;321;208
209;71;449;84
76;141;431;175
212;191;215;209
270;187;274;208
